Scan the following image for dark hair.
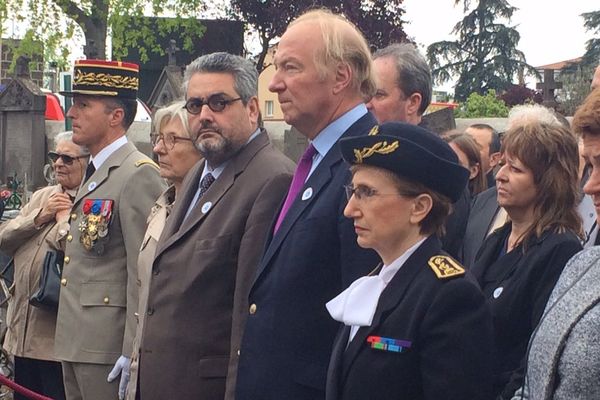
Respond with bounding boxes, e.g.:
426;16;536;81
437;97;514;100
446;133;487;196
373;43;432;115
573;89;600;138
501;122;583;248
468;123;500;153
103;97;138;130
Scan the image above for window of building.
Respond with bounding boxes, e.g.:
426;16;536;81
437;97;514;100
265;100;274;118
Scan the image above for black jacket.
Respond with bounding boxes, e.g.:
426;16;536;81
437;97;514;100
326;235;494;400
472;224;582;399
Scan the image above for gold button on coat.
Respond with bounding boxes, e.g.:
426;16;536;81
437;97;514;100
103;297;109;304
249;304;257;314
64;256;70;264
61;278;67;286
67;234;73;242
70;213;77;220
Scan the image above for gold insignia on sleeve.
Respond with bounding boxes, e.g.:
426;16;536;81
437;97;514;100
428;255;465;279
353;140;399;163
368;125;379;136
135;159;159;170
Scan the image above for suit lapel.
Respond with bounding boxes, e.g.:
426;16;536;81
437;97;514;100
155;131;269;257
341;236;442;380
74;142;137;205
256;112;378;279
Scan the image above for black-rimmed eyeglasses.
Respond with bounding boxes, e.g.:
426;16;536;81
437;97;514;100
48;151;87;165
150;133;193;150
184;94;242;114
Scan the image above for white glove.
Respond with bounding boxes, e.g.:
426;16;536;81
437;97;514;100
107;355;131;400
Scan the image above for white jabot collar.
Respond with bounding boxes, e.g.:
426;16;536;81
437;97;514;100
326;237;426;328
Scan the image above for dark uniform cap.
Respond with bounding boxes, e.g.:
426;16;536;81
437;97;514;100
60;59;139;99
339;122;469;202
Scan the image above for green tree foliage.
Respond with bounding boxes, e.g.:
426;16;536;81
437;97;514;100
1;0;207;68
230;0;408;72
557;63;596;116
581;9;600;66
427;0;538;102
455;89;509;118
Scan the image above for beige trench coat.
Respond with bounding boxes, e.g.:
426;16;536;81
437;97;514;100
126;185;174;400
0;184;69;360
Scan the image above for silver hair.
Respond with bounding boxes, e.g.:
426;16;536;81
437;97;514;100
151;100;191;137
182;52;258;104
507;104;560;129
53;131;89;156
373;43;432;115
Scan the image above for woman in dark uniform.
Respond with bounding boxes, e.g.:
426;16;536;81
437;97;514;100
325;122;494;400
472;121;583;399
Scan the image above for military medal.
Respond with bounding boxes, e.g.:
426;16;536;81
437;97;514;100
79;199;114;253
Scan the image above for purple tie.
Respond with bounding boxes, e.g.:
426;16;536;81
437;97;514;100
274;144;316;232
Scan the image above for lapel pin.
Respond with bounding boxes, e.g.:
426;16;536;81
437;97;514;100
201;201;212;214
88;181;97;191
493;287;504;299
302;187;313;201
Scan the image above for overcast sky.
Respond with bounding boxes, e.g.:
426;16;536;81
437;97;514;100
402;0;597;89
403;0;596;66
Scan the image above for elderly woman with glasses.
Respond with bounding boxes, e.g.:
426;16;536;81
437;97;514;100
0;131;88;400
126;100;202;399
325;122;494;400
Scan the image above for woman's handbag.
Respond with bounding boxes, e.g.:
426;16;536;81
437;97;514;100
29;249;64;310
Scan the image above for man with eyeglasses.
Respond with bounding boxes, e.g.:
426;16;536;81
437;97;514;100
53;60;165;400
137;52;294;400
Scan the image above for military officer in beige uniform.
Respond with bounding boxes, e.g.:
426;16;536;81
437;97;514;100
54;59;165;400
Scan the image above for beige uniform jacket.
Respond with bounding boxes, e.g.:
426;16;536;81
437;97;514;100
54;142;165;365
126;185;174;400
0;184;68;360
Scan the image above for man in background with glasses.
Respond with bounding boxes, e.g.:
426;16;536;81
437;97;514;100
137;52;294;400
54;59;165;400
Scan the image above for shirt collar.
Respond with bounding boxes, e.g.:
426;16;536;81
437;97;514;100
90;136;128;170
310;103;367;157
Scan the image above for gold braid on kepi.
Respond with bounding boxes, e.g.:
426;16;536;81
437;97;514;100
353;141;399;163
339;121;470;203
60;59;140;99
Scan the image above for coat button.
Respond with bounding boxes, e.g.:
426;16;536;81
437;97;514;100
64;256;70;264
237;349;240;356
249;304;257;314
67;234;73;242
147;308;154;316
103;297;109;304
70;213;77;220
61;278;67;286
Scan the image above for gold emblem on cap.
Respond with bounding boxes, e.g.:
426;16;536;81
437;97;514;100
74;70;139;90
368;125;379;136
428;255;465;279
353;140;399;163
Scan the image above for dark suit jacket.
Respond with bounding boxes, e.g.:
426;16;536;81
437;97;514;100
326;236;494;400
138;132;295;400
472;224;582;399
442;185;471;261
461;186;499;269
235;113;380;400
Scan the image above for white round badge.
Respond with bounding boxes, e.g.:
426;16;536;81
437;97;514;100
302;188;313;201
493;287;504;299
201;201;213;214
88;181;97;191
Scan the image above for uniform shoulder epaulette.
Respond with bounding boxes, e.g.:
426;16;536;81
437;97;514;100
427;255;465;279
135;159;159;170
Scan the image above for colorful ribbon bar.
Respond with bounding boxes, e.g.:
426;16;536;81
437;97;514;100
366;335;412;353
